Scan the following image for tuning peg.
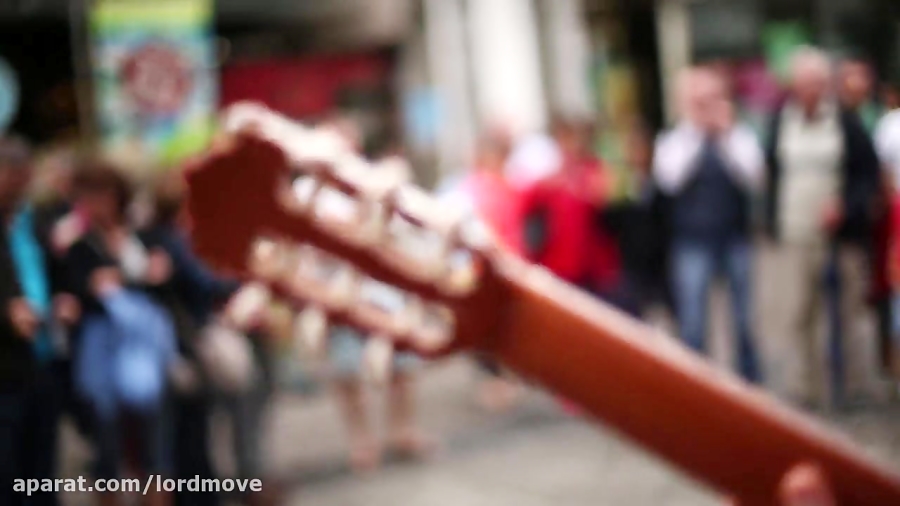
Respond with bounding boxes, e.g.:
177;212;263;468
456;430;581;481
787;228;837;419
356;199;388;246
436;217;495;296
458;217;495;252
393;186;440;228
382;213;448;284
359;157;411;201
329;265;360;310
249;239;277;279
362;335;394;386
414;304;455;353
313;186;360;225
227;282;272;329
262;113;302;145
291;176;320;211
438;248;477;296
397;297;424;337
222;102;270;132
374;156;413;185
274;126;316;162
295;128;351;167
331;153;373;187
294;306;329;357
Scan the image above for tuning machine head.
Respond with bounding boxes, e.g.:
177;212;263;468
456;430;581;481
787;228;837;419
186;102;511;359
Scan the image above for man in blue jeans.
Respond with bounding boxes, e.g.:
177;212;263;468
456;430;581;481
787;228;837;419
0;138;80;506
653;68;764;382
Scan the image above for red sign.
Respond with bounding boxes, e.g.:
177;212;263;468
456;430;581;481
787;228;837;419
220;53;389;119
119;43;193;116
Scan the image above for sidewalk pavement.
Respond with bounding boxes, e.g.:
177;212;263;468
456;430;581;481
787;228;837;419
59;356;900;506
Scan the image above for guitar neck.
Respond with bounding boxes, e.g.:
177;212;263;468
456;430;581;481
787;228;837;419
485;257;900;506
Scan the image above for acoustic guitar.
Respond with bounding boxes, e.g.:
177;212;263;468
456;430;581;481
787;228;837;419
184;103;900;505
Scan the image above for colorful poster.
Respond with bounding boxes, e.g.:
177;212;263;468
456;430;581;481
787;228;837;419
90;0;216;171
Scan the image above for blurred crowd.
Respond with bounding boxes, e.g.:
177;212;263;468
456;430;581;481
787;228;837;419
442;45;900;412
2;42;900;506
0;141;289;506
0;112;440;505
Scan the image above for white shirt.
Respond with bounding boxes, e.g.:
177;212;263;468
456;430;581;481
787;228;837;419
875;110;900;189
119;235;150;282
505;133;562;189
652;121;765;195
434;173;475;217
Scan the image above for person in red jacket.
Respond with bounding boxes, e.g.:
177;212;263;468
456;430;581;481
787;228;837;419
519;119;621;415
521;118;622;304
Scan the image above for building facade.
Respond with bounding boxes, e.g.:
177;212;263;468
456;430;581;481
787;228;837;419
656;0;900;123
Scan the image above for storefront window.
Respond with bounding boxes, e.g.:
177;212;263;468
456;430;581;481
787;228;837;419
689;0;760;61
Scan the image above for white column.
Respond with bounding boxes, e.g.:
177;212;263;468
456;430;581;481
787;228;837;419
467;0;547;135
656;0;692;125
423;0;476;178
539;0;594;119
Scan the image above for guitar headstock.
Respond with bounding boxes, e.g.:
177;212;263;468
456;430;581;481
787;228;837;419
185;103;510;359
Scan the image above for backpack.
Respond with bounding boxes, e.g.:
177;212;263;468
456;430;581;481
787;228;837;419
76;289;177;419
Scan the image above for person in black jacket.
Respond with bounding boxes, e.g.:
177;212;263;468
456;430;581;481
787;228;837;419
32;150;96;441
65;161;174;506
601;121;671;318
0;137;80;506
764;47;883;409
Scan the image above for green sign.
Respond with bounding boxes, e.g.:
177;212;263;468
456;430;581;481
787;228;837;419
763;22;811;84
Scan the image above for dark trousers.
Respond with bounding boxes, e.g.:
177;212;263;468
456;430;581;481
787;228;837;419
597;273;660;319
826;244;892;405
54;359;93;439
824;249;845;404
0;366;62;506
578;278;643;318
173;392;219;506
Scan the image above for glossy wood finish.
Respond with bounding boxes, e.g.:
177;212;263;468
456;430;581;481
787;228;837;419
490;257;900;505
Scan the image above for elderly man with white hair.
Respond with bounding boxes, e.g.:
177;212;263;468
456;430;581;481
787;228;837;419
764;47;882;409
